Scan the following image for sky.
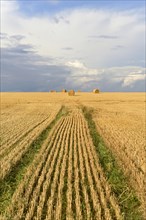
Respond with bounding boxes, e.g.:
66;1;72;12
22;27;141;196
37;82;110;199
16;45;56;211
1;0;146;92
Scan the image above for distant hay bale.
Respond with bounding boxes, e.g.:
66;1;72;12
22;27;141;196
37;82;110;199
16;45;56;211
68;90;75;96
78;90;81;92
61;89;67;93
93;89;100;93
50;90;56;93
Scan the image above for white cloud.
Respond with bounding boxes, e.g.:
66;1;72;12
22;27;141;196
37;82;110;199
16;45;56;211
65;60;100;77
65;60;146;88
122;72;146;87
1;1;145;68
1;1;19;13
66;60;86;69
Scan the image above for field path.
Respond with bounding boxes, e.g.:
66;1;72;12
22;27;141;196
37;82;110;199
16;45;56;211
4;107;122;220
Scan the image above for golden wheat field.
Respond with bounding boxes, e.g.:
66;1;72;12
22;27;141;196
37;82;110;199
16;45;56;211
0;92;145;220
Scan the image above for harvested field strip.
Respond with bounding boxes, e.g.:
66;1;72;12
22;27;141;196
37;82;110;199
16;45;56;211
46;117;72;220
3;110;122;219
0;107;65;214
0;104;61;152
73;116;83;219
79;114;119;220
66;115;74;220
0;116;50;158
1;107;50;143
0;108;61;180
24;117;70;220
82;106;143;219
96;123;145;208
76;116;92;219
1;108;138;219
5;115;72;219
0;114;45;145
0;108;51;141
80;116;121;219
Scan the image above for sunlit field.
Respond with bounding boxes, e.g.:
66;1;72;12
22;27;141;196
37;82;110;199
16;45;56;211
0;92;145;219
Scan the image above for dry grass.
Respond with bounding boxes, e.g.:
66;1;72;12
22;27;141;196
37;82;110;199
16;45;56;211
68;90;75;96
0;92;145;219
0;102;61;179
93;89;100;93
4;110;122;219
90;100;145;208
82;93;145;211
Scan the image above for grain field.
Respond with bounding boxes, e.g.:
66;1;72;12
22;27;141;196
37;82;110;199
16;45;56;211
0;92;145;219
4;110;122;220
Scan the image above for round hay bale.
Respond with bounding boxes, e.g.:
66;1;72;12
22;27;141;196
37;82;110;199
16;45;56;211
93;89;100;93
61;89;67;93
50;90;56;93
68;90;75;96
77;90;81;92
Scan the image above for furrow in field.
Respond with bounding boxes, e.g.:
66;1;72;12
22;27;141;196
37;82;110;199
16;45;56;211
64;116;74;220
2;108;124;220
0;113;44;146
24;116;71;220
80;116;112;219
7;116;66;219
96;120;145;208
0;116;50;158
44;116;72;220
0;104;61;147
85;120;122;219
35;116;71;220
0;107;51;145
73;114;83;220
76;114;92;220
81;115;121;219
0;111;59;180
79;113;102;220
53;117;73;220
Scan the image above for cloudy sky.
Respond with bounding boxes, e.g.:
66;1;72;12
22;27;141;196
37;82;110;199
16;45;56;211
1;0;145;92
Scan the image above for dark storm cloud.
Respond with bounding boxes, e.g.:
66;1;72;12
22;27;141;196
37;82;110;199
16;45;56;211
1;34;145;92
1;32;74;92
2;42;145;92
3;44;34;55
1;43;71;92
